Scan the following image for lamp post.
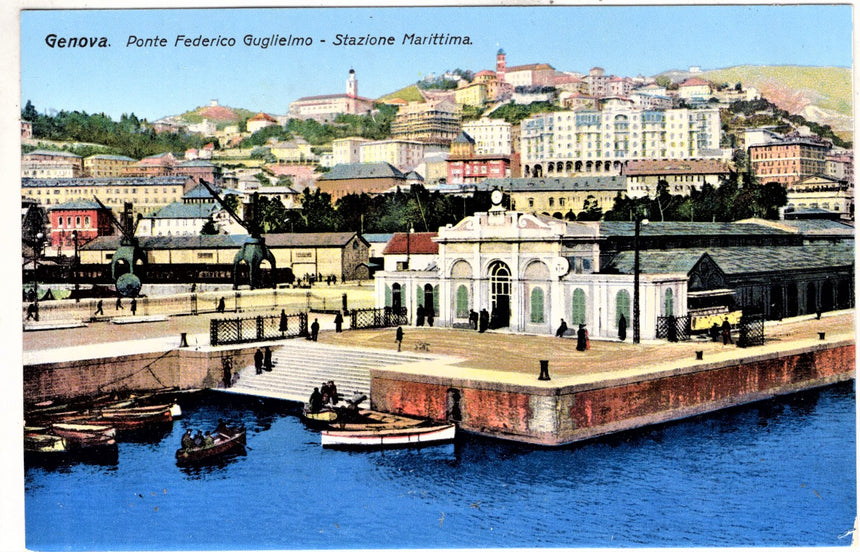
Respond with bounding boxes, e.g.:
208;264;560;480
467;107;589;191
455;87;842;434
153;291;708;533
633;214;648;344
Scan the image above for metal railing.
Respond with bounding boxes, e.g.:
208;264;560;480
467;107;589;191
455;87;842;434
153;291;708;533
349;307;408;330
210;312;307;346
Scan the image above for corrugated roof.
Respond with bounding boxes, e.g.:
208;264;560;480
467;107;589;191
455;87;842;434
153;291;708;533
146;202;219;219
24;150;82;158
606;243;854;275
383;232;439;255
48;200;105;211
86;154;136;161
81;234;247;251
599;221;791;238
318;162;406;181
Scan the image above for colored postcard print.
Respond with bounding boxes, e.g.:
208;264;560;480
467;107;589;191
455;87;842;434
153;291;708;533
17;4;855;551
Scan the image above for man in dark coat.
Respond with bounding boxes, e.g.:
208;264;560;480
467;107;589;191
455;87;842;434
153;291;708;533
311;318;320;341
618;314;627;341
469;309;478;330
426;306;434;327
395;326;404;352
721;317;733;345
576;324;587;351
279;309;288;333
555;319;568;338
308;387;323;413
334;312;343;332
416;305;425;327
216;297;226;313
254;348;264;374
130;298;137;316
479;309;489;333
94;299;104;316
263;347;273;371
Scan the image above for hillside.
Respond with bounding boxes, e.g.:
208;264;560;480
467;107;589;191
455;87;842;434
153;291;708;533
701;66;852;140
377;84;426;104
173;104;260;128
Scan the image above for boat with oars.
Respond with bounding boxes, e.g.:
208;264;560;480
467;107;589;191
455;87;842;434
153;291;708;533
175;424;246;466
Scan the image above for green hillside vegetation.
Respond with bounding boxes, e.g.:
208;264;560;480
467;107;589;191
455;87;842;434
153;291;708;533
178;106;259;128
702;65;852;116
377;84;425;103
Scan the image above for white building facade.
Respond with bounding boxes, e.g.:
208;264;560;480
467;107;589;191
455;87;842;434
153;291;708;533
462;118;514;156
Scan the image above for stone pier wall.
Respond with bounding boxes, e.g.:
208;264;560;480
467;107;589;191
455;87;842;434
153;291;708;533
23;346;260;404
370;340;855;446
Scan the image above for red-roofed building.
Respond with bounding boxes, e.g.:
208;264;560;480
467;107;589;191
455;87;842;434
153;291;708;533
123;152;176;177
247;112;279;133
382;232;439;272
679;77;712;101
624;159;734;198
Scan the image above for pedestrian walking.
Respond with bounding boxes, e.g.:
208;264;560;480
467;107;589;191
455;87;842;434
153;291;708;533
310;318;320;341
26;302;38;321
618;314;627;341
555;318;568;338
94;299;104;316
254;348;264;375
216;297;226;314
130;298;137;316
334;312;343;333
395;326;403;352
115;297;123;310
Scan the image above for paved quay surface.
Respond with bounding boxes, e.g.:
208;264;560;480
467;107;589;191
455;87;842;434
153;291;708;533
24;308;854;387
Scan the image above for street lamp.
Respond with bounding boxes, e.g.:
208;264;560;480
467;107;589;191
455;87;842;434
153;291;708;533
633;214;649;344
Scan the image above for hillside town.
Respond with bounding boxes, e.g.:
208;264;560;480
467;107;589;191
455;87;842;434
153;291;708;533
21;49;853;339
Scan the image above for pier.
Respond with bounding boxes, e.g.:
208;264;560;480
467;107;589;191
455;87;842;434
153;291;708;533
23;309;854;446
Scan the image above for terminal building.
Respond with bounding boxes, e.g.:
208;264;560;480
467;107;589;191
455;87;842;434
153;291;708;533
374;192;854;340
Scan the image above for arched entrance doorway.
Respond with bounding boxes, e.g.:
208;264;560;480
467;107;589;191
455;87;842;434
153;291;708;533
488;260;511;329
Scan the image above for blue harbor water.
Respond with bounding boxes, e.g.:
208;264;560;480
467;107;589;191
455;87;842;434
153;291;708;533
25;382;856;550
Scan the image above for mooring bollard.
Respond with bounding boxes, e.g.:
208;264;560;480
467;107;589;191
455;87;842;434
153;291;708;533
695;350;704;360
538;359;550;381
179;332;189;347
818;332;826;340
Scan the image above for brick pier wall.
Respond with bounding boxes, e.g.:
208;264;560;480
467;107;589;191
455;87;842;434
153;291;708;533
24;346;259;404
370;340;855;446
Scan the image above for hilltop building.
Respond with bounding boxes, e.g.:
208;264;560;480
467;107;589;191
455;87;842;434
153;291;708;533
390;99;461;145
288;69;375;122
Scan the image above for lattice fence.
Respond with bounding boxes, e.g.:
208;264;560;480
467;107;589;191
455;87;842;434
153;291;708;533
350;307;408;330
210;312;307;346
737;313;765;348
656;315;691;341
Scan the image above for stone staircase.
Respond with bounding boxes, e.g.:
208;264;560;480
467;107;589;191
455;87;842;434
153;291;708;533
222;339;435;404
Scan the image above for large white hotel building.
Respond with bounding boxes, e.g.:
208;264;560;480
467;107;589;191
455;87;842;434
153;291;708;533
520;100;726;178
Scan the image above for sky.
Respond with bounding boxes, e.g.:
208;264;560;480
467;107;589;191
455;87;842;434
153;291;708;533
18;4;856;123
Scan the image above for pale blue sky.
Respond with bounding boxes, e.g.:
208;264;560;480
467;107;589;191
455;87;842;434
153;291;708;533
20;5;853;121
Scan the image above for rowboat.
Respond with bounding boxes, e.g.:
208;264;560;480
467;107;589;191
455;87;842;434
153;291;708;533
83;407;174;431
24;432;67;455
175;427;246;466
321;422;456;449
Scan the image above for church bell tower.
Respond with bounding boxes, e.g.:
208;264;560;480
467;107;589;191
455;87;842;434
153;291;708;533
346;68;358;98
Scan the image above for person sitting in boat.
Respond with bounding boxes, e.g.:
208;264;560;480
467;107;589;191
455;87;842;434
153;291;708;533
203;433;215;448
181;429;194;451
193;430;204;447
308;387;323;413
215;419;230;436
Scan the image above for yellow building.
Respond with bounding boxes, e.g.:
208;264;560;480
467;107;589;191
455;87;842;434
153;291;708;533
21;176;192;216
359;140;426;172
269;138;317;163
84;154;137;177
486;176;627;219
454;82;488;107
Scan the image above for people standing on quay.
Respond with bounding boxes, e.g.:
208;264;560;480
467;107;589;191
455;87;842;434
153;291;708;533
555;319;568;338
479;308;489;333
709;322;721;342
576;324;587;351
469;309;478;330
263;346;273;371
416;305;425;327
618;314;627;341
94;299;104;316
395;326;403;352
310;318;320;341
426;306;435;327
279;309;288;333
334;312;343;333
254;348;264;374
721;317;733;345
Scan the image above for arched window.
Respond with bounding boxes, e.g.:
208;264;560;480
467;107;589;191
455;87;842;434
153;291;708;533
572;288;586;326
530;287;545;323
664;289;674;316
391;283;401;311
456;285;469;318
84;216;91;228
616;289;631;328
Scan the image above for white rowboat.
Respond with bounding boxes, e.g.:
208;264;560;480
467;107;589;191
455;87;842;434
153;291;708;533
321;422;456;449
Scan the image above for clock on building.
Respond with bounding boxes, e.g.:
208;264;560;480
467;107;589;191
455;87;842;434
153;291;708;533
491;189;503;206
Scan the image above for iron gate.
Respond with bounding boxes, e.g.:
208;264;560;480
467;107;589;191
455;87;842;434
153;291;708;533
350;307;408;329
737;313;765;347
656;315;691;341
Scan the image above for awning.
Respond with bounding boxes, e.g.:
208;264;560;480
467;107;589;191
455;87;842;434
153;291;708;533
688;289;735;298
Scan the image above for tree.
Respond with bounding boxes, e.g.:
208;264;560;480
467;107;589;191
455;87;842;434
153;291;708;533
22;100;38;122
200;219;219;235
577;195;603;221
